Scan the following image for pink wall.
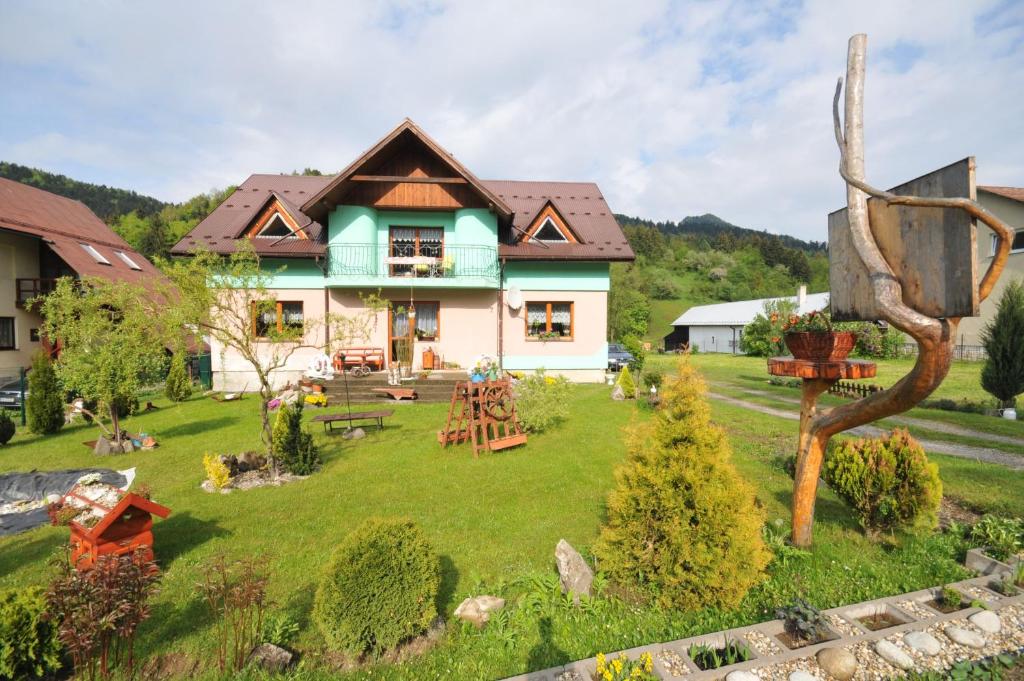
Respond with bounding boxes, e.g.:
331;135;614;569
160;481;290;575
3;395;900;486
500;290;607;363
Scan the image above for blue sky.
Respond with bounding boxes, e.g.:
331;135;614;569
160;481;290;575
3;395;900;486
1;0;1022;242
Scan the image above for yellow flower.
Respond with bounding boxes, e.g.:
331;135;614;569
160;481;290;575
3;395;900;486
612;658;623;674
602;672;613;681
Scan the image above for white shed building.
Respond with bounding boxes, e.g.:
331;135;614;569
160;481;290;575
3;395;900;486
664;286;830;354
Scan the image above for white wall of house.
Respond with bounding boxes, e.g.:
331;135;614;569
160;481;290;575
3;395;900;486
688;326;744;354
0;231;44;375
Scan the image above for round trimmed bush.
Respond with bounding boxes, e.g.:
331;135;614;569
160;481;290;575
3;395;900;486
313;518;440;655
823;428;942;533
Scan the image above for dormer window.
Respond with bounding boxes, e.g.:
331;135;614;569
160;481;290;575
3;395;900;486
80;243;111;265
255;213;296;238
532;217;569;243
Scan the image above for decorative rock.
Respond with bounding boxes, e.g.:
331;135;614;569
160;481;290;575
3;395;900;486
725;672;760;681
945;625;985;648
342;427;366;440
903;631;942;656
816;647;857;680
454;595;506;627
968;609;1001;634
789;672;820;681
555;539;593;603
246;643;294;673
611;385;625;401
93;437;115;455
874;640;914;671
236;452;266;472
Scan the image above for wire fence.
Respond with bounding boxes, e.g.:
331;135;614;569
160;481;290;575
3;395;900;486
898;343;987;361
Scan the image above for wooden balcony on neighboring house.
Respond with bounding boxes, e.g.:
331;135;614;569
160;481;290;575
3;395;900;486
15;278;58;308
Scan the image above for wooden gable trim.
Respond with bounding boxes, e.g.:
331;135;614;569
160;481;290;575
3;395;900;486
90;492;171;538
521;201;578;243
300;119;512;218
245;198;308;240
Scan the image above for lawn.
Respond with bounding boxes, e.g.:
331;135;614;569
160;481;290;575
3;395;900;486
0;363;1019;680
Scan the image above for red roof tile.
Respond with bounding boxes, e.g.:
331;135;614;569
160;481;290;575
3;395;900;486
979;186;1024;203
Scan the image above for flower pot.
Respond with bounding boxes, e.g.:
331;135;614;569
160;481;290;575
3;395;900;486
311;384;324;393
784;331;856;362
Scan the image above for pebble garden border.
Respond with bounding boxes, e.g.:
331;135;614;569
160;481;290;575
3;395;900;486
503;571;1024;681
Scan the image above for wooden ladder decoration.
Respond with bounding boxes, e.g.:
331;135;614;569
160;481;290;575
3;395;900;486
437;379;527;457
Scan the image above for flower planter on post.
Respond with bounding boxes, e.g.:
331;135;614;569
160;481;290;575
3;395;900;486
784;331;856;362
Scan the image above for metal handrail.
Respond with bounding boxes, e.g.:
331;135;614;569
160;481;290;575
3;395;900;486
326;243;499;281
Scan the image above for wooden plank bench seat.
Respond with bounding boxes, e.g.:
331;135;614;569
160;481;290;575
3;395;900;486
371;387;418;401
333;347;385;372
310;409;394;433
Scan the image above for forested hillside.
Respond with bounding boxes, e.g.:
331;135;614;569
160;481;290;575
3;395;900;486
611;216;829;346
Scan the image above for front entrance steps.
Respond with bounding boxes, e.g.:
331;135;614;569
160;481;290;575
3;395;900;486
504;573;1024;680
320;370;466;404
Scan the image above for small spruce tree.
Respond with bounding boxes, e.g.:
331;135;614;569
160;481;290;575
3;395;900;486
164;353;193;402
26;352;64;435
981;279;1024;409
271;401;321;475
0;409;14;445
595;357;770;609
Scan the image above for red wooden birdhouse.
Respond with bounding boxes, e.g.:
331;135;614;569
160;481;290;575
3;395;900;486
59;482;171;570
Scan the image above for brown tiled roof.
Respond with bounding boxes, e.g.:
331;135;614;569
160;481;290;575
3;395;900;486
0;177;162;283
484;180;634;261
171;174;333;258
979;186;1024;203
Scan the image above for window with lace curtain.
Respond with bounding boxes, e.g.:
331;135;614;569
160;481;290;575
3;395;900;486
391;301;439;341
525;302;573;339
251;301;304;337
390;226;444;276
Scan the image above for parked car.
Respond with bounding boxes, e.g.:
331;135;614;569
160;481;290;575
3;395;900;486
0;376;25;411
607;343;635;371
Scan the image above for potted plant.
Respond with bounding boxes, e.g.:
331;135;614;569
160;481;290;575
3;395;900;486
781;310;856;361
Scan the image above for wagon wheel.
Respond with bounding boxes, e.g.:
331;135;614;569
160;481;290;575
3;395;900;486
350;364;369;377
481;383;514;421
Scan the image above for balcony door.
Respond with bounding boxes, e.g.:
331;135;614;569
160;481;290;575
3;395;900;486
389;227;443;277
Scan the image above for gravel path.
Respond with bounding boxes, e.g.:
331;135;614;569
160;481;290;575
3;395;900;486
708;391;1024;470
735;386;1023;448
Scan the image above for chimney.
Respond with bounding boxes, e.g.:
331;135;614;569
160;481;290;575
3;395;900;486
797;284;807;310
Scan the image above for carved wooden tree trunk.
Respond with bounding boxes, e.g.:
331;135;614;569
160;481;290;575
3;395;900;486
790;34;1015;547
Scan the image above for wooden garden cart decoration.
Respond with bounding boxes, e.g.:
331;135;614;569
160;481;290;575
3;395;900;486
59;482;171;570
777;34;1016;547
438;378;527;457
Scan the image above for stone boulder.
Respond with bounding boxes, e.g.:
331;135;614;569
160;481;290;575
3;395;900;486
904;631;941;656
726;672;759;681
875;640;913;670
945;625;985;648
968;610;1001;634
342;427;366;440
611;385;625;401
555;539;593;603
246;643;294;673
236;452;266;472
454;595;506;628
816;647;857;681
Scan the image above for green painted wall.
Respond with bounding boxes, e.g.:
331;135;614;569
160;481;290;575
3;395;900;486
328;205;378;245
504;261;610;291
260;258;325;289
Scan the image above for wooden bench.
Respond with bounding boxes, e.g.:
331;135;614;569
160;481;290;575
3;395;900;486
310;409;394;433
372;387;418;401
333;347;385;372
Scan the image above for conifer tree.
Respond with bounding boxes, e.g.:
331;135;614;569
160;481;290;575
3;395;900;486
595;357;770;609
26;351;64;435
164;353;193;402
615;365;636;398
981;279;1024;409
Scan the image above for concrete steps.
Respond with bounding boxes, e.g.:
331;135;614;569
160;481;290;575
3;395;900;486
319;372;463;404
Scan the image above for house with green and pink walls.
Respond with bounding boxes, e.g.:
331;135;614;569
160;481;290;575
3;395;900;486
171;120;634;389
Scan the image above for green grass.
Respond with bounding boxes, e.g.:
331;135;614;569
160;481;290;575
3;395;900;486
0;371;1018;680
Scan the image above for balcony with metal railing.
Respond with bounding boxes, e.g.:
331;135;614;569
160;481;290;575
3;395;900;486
325;243;499;288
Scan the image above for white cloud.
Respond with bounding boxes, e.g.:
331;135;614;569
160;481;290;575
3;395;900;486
0;0;1020;242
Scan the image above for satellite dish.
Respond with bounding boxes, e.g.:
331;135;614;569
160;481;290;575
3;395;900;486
506;285;523;310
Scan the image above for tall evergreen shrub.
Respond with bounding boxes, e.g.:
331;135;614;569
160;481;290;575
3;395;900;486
26;352;64;435
0;411;13;446
271;401;321;475
0;587;62;680
981;279;1024;408
595;357;770;609
164;353;193;402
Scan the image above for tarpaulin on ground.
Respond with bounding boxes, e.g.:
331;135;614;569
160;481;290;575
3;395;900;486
0;468;131;536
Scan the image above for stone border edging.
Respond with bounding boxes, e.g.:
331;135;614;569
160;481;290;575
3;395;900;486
503;572;1024;681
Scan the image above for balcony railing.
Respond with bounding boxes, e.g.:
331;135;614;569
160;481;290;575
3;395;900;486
15;278;58;307
326;244;499;283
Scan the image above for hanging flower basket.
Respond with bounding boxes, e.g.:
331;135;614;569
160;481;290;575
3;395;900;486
784;331;856;362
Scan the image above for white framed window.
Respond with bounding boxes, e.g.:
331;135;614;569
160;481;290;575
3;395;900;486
115;251;143;270
992;230;1024;256
531;217;570;243
80;243;111;265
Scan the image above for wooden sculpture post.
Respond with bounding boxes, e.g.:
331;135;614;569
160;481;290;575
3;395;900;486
786;34;1016;547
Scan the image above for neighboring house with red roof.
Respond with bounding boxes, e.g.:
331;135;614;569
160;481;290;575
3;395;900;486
172;119;634;387
957;186;1024;346
0;177;162;373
